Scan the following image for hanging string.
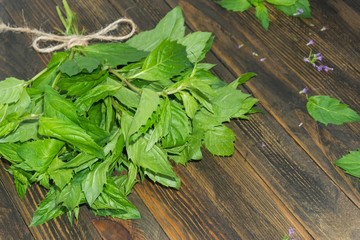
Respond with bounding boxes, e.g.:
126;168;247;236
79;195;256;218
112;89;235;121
0;18;136;53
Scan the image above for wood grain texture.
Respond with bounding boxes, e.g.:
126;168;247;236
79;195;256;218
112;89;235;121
166;0;360;203
0;0;359;239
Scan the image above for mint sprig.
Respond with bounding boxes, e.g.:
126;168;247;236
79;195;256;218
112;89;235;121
215;0;311;29
0;3;258;225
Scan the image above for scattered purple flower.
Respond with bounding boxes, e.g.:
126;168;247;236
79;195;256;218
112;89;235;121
315;52;323;61
299;87;308;95
261;142;266;149
293;8;304;16
303;57;310;63
260;57;266;62
306;39;314;46
323;65;334;72
288;227;295;236
316;64;324;72
237;44;244;49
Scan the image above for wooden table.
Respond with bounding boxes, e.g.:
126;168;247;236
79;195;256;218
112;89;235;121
1;0;359;239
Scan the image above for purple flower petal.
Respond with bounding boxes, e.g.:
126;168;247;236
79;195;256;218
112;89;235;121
306;40;314;46
316;64;324;71
299;87;308;94
315;53;323;61
323;66;334;72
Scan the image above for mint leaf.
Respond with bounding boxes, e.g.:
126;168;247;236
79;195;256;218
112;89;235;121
17;139;65;173
178;32;214;63
217;0;252;12
129;40;190;81
0;78;26;104
275;0;311;17
39;117;105;158
255;3;270;30
59;56;100;76
127;88;160;140
81;43;148;68
30;188;64;226
335;149;360;178
127;6;185;51
82;158;112;206
205;125;236;156
306;96;360;125
266;0;296;6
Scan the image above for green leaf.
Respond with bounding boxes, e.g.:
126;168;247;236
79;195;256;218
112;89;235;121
44;87;79;123
216;0;252;12
178;32;214;63
13;169;30;199
180;91;199;119
17;139;65;173
39;117;105;158
127;137;180;188
81;43;148;68
0;121;39;143
129;40;190;81
82;158;112;206
0;78;26;104
47;157;73;189
266;0;296;6
306;96;360;125
127;88;160;139
335;149;360;178
204;125;236;156
57;182;83;210
30;188;64;226
57;69;108;96
162;101;191;148
91;179;140;219
275;0;311;17
59;56;100;76
255;3;270;30
74;82;121;114
0;143;23;164
127;6;185;51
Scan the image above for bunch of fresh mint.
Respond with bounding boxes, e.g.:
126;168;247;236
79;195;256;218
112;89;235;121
215;0;311;29
0;3;258;225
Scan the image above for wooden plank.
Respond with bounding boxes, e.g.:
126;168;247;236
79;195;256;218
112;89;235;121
0;178;33;240
166;0;360;207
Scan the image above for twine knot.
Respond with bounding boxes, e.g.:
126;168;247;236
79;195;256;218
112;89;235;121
0;18;136;53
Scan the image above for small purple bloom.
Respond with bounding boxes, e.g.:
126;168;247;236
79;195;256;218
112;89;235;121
306;39;314;46
303;57;310;63
316;64;324;72
293;8;304;16
299;87;308;94
260;57;266;62
323;65;334;72
315;53;323;61
261;142;266;149
288;227;295;236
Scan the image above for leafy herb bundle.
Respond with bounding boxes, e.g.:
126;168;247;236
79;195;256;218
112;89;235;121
215;0;311;29
0;4;258;225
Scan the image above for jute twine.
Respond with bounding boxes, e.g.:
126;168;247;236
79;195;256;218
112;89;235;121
0;18;136;53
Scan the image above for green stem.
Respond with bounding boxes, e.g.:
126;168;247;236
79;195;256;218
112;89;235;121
109;69;142;94
25;68;48;86
51;72;62;88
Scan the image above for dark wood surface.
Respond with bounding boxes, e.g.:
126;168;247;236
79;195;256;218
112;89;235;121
0;0;359;239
